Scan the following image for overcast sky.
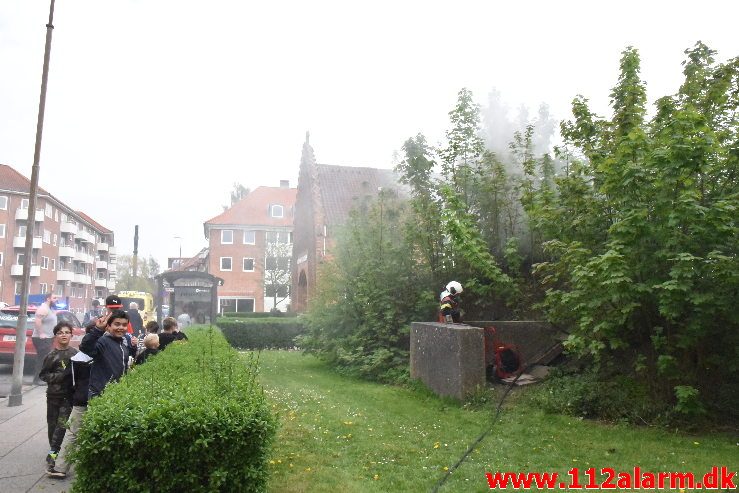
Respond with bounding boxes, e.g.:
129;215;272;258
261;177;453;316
1;0;736;269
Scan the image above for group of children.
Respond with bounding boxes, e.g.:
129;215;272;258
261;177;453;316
37;295;188;479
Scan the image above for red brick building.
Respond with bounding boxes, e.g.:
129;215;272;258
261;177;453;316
291;135;404;312
204;183;296;313
0;164;117;316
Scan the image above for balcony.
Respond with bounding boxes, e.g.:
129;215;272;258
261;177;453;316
11;264;40;277
107;280;116;290
95;278;108;288
58;245;76;258
77;230;95;243
75;250;94;264
56;269;74;282
60;221;76;234
13;236;42;249
74;273;92;285
97;242;109;251
108;246;116;256
96;259;108;270
15;208;44;222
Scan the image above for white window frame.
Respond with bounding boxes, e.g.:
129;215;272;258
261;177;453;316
40;283;48;294
242;257;255;272
0;252;3;266
270;204;284;218
0;224;5;238
54;284;64;296
53;233;57;246
243;230;255;245
41;256;49;269
221;229;233;244
43;229;51;244
45;203;52;218
54;210;59;222
220;257;232;271
0;196;7;210
51;259;56;271
16;253;25;265
15;282;22;296
20;198;29;209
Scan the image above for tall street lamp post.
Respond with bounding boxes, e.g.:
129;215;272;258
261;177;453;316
10;0;57;407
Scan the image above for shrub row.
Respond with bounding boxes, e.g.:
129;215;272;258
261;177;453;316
218;317;304;349
71;326;277;493
221;311;292;318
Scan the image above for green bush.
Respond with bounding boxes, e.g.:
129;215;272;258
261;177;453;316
218;317;304;349
71;327;277;493
221;311;290;318
528;369;667;425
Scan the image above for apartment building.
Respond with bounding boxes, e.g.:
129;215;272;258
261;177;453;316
203;182;296;313
0;164;116;315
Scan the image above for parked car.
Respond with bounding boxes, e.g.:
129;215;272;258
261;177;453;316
0;306;84;365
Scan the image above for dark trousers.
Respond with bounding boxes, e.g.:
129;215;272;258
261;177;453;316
46;396;72;452
32;337;54;383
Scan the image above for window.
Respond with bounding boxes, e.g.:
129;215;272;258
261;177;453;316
16;253;25;265
20;198;29;209
17;225;26;237
265;285;289;297
61;213;67;223
54;210;58;222
96;289;104;298
53;233;57;246
220;257;232;271
270;204;284;218
40;283;48;294
41;257;49;269
51;259;55;271
15;282;22;296
45;203;52;218
0;196;7;210
0;224;5;238
243;258;254;272
221;229;233;244
265;257;289;271
219;298;254;313
43;229;51;243
266;231;289;244
243;230;255;245
0;252;3;266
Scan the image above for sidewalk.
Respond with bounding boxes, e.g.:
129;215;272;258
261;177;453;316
0;383;70;493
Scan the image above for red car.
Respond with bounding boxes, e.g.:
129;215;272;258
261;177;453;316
0;305;84;365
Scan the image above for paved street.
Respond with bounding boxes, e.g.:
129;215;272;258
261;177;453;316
0;364;70;493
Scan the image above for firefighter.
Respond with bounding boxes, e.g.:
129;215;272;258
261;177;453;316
439;281;463;323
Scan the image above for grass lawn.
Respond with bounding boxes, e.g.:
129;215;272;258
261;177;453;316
256;350;737;492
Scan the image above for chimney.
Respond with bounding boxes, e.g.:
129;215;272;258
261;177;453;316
280;180;289;188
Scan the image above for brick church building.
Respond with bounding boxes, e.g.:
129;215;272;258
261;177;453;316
291;134;404;312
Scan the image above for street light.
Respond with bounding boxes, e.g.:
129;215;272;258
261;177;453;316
174;236;182;263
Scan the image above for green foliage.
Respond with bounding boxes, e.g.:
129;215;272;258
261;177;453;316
71;328;277;493
301;193;435;383
221;311;291;318
218;317;304;349
115;254;160;293
528;370;666;424
529;43;739;419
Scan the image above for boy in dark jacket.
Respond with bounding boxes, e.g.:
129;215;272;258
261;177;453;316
79;309;132;399
39;321;77;477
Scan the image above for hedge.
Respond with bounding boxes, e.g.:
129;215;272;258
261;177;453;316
71;326;277;493
218;317;304;349
221;312;291;318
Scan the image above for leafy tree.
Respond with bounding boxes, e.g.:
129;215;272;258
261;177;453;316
301;193;435;382
264;240;291;311
115;254;160;293
223;182;250;211
529;43;738;419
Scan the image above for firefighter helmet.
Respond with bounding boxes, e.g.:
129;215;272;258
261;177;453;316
446;281;463;295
